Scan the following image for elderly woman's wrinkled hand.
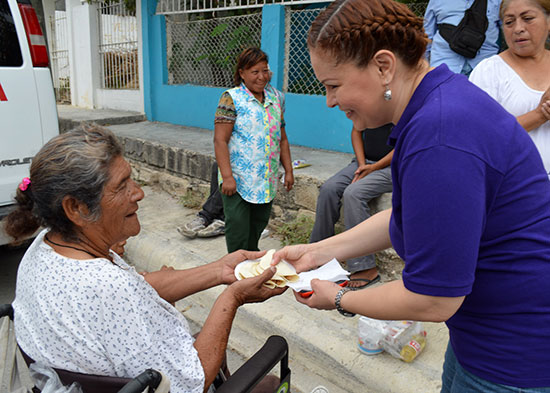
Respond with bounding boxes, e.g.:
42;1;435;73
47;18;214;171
228;267;287;306
218;249;268;285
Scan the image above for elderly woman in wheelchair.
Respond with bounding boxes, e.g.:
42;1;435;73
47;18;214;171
4;125;286;393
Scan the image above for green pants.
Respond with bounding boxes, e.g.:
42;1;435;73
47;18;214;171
221;192;273;253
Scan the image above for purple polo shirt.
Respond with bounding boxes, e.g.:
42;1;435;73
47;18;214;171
389;65;550;387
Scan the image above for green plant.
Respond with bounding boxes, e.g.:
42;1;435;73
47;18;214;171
167;12;260;87
275;215;314;246
179;189;204;209
195;23;254;72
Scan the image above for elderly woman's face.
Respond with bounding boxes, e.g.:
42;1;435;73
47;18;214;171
90;156;144;246
502;0;550;57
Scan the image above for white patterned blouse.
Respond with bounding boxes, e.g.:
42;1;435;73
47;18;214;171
13;229;206;393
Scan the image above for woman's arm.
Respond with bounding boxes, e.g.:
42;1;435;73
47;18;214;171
214;122;237;196
144;250;267;303
517;87;550;131
351;127;366;167
279;125;294;191
194;268;286;391
354;150;394;182
422;2;436;61
273;208;393;273
312;208;392;262
298;278;464;323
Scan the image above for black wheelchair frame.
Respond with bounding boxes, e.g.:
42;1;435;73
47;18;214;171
1;304;291;393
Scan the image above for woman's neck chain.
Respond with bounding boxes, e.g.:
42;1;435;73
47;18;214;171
45;234;103;259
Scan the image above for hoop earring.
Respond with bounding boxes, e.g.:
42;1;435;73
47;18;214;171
383;85;392;101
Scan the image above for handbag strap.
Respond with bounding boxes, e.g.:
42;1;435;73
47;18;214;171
438;0;488;42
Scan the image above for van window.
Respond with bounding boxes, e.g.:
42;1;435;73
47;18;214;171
0;0;23;67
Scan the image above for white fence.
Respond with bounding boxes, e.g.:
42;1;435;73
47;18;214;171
49;11;70;103
156;0;331;15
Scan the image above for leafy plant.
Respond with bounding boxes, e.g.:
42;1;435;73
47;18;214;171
179;189;205;209
167;12;260;87
275;215;314;246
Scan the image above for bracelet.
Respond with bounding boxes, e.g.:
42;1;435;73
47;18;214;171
335;287;356;317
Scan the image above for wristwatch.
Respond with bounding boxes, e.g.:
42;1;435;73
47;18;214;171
335;287;356;317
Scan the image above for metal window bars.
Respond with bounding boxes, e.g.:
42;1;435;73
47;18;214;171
49;11;71;103
97;1;139;89
163;2;429;96
157;0;332;15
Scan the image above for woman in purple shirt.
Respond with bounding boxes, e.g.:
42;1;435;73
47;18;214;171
274;0;550;391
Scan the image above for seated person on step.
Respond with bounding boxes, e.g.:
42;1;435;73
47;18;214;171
178;161;226;239
310;124;393;289
5;125;284;393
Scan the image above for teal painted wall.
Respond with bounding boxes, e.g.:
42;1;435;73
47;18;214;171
141;2;354;152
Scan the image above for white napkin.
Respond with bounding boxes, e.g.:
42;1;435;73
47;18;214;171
287;258;350;292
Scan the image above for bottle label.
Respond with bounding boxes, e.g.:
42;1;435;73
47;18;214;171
408;339;422;352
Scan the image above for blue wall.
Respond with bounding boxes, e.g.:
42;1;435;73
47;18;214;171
142;2;354;153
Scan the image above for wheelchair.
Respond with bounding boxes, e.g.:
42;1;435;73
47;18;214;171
1;304;291;393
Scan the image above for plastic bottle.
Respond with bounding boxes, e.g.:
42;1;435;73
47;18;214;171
380;321;427;362
400;333;427;363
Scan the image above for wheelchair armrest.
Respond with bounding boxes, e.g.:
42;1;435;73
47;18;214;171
216;335;290;393
0;304;14;320
118;369;163;393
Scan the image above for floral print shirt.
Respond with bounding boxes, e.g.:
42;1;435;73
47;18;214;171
214;83;285;203
13;229;206;393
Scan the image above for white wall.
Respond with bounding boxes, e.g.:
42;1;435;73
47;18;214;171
96;88;141;111
56;0;144;112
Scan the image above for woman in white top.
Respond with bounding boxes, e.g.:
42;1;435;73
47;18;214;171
470;0;550;176
5;125;284;393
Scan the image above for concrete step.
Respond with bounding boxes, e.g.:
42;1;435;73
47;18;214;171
125;186;448;393
57;105;145;132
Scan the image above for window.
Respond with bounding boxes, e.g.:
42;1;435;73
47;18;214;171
0;0;23;67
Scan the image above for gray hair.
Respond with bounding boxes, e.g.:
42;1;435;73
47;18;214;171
5;124;122;242
500;0;550;19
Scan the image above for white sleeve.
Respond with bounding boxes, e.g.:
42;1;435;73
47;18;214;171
469;58;501;102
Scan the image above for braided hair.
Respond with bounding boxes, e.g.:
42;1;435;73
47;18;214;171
308;0;428;68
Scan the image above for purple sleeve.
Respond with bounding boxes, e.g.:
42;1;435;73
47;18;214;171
398;146;486;297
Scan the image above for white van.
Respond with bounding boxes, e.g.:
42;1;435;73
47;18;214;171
0;0;59;245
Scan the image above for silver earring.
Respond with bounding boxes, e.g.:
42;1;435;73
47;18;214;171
383;85;392;101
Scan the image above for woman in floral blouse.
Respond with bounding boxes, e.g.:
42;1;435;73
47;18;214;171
214;47;294;252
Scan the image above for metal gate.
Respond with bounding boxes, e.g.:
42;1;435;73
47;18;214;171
49;11;70;103
97;1;139;90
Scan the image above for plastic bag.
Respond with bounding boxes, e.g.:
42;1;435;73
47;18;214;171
29;362;83;393
380;321;427;362
357;318;428;362
357;316;388;355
